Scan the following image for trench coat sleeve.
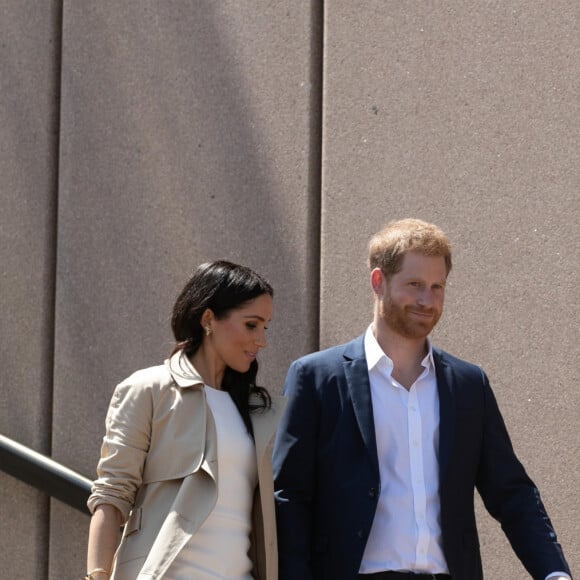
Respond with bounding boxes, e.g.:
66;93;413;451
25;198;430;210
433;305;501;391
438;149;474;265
88;377;154;522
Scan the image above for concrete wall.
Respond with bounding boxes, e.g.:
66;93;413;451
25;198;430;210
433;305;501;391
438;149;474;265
1;1;577;578
0;2;60;578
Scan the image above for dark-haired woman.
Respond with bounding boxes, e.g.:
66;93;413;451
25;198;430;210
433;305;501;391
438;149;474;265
85;261;285;580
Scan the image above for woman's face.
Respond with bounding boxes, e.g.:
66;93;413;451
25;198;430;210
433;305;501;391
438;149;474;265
205;293;273;374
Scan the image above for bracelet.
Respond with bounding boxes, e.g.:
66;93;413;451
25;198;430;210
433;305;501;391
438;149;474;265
84;568;110;579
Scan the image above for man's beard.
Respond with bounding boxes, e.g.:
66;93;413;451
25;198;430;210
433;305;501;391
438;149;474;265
380;296;441;339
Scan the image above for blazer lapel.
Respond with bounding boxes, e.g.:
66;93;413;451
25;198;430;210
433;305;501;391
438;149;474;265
343;337;379;475
433;349;457;481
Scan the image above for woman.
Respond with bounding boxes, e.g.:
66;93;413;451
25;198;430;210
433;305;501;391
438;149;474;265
85;261;285;580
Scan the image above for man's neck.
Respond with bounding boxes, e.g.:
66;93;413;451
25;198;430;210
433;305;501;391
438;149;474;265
372;320;429;390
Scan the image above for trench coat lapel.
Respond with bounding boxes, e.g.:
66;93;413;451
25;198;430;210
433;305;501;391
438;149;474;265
251;395;287;470
250;395;287;580
138;386;219;579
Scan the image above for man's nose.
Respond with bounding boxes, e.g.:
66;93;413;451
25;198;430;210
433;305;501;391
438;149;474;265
417;287;435;306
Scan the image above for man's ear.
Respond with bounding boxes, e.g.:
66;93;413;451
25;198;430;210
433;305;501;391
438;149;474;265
370;268;385;297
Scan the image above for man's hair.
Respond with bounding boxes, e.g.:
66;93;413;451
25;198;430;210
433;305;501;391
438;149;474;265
368;218;452;278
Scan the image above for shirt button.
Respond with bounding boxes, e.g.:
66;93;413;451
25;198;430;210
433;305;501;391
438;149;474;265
368;488;377;498
357;529;364;539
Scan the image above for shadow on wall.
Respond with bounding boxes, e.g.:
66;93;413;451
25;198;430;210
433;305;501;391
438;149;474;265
57;2;320;392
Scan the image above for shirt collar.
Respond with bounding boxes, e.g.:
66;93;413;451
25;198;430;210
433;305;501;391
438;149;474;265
165;349;206;388
364;324;435;374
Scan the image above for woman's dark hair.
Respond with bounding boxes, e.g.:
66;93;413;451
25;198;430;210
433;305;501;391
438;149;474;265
171;260;273;435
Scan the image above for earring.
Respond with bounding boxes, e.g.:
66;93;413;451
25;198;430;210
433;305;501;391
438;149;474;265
204;326;211;336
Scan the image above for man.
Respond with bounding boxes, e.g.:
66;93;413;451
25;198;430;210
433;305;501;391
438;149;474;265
273;219;571;580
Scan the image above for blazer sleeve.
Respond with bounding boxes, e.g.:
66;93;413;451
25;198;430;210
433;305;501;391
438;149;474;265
273;360;319;580
475;370;571;579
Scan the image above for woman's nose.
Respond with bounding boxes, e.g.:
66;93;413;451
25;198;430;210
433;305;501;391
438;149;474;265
255;329;267;348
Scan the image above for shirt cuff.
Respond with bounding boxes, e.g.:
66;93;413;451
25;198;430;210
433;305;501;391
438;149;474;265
545;573;571;580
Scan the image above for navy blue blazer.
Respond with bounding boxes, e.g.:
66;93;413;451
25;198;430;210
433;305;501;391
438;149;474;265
273;335;570;580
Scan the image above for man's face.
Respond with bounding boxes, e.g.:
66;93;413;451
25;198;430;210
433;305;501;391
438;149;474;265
375;251;447;340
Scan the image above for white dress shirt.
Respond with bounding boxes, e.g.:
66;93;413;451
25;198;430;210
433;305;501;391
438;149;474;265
360;325;448;574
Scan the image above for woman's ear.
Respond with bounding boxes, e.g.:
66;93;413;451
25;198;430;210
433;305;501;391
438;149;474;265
370;268;385;297
200;308;215;330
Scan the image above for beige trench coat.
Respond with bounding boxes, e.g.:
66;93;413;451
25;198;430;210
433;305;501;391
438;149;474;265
88;350;286;580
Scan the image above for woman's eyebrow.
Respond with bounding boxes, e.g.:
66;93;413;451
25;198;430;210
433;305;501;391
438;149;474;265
243;314;267;321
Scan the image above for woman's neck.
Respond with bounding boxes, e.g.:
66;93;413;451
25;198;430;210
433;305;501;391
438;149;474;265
190;346;225;389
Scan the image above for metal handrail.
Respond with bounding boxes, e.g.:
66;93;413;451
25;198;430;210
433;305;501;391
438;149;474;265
0;433;92;515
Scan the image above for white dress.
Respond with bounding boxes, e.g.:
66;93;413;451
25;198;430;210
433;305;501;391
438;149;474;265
165;386;257;579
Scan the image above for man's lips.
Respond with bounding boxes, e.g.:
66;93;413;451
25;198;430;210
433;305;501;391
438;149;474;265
408;309;435;318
